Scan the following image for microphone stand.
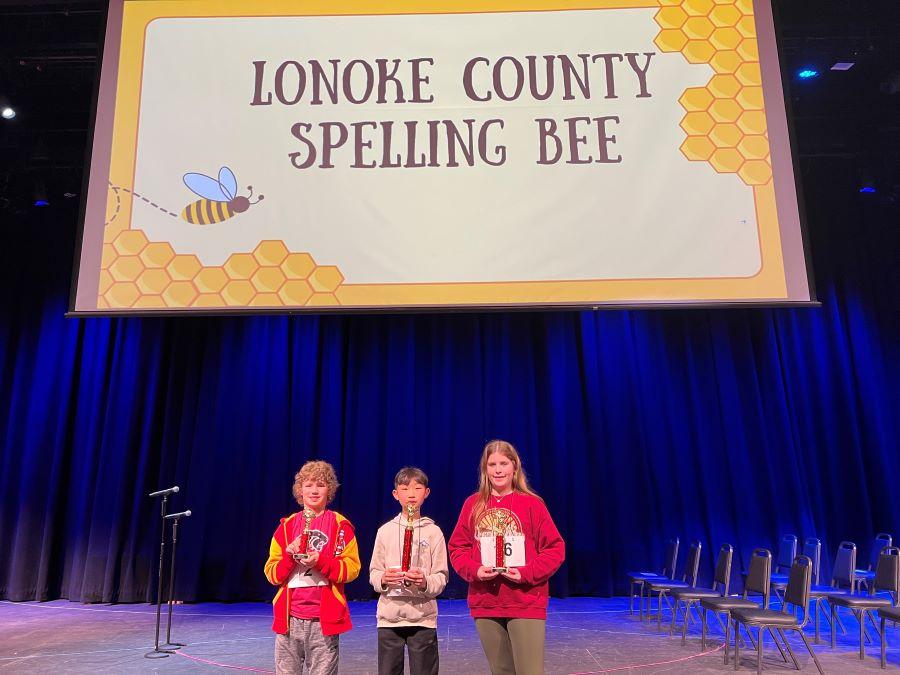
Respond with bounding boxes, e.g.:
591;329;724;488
146;491;174;659
163;510;191;650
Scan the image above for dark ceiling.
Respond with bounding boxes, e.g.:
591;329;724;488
0;0;898;213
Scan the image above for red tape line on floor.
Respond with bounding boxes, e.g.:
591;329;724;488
175;639;726;674
570;641;725;674
174;650;275;673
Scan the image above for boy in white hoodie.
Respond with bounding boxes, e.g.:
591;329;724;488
369;467;449;675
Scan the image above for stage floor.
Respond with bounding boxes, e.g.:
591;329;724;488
1;597;896;673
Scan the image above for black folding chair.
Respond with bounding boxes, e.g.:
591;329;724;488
732;555;825;674
808;540;855;643
803;538;822;586
645;540;701;632
626;536;679;618
770;535;798;601
879;605;900;669
700;548;776;664
670;543;733;645
829;546;900;662
856;533;892;594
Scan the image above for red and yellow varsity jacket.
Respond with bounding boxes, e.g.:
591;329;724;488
264;510;361;636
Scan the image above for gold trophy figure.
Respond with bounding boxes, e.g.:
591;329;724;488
292;509;314;562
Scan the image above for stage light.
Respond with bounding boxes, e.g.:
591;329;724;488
797;69;819;79
859;186;876;194
34;199;50;207
831;62;854;71
1;107;14;120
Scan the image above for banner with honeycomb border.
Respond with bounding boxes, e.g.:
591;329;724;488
72;0;813;313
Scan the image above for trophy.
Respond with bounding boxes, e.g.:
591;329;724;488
401;504;416;572
292;509;314;562
493;511;508;573
401;503;417;586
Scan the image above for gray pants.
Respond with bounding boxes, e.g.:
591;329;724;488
275;617;339;675
475;618;545;675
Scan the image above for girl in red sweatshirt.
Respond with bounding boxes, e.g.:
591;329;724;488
448;440;565;675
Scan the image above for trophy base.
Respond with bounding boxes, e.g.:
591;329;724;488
492;567;509;573
292;553;312;562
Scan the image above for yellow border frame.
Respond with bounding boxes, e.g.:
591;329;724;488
105;0;787;307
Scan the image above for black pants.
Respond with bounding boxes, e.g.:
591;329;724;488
377;626;439;675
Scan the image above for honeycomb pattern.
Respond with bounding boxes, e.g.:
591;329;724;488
99;228;344;309
97;1;770;309
655;0;772;185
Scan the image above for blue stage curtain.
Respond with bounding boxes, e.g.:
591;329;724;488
0;190;898;604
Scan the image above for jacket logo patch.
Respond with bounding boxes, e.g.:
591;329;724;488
308;529;329;553
334;527;347;555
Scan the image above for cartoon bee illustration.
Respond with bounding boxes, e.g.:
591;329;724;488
181;166;264;224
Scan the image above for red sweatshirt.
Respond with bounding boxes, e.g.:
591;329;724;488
448;492;565;619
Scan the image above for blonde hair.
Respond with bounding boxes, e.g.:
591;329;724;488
292;460;340;505
472;440;541;524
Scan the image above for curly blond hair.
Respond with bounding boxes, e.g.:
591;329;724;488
292;460;340;505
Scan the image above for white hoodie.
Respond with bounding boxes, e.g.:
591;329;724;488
369;514;449;629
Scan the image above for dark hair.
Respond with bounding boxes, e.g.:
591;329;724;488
394;466;429;488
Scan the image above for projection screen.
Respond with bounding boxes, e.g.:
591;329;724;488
71;0;814;313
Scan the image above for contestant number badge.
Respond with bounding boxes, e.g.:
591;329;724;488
478;509;525;569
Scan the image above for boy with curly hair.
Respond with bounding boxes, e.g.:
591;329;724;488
265;460;360;675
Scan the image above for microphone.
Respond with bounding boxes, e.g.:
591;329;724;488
148;486;179;498
165;510;192;520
